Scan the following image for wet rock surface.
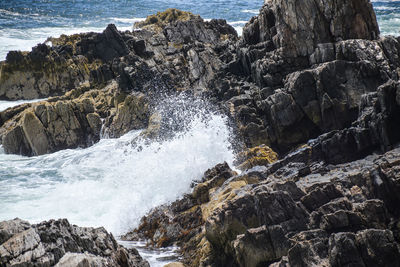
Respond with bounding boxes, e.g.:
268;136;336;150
0;218;149;267
0;81;149;155
121;0;400;266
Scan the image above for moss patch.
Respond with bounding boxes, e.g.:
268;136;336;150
236;145;278;170
135;8;199;32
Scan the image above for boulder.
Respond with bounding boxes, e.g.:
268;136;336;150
0;44;91;100
0;218;149;267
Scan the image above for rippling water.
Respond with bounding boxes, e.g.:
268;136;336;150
374;1;400;35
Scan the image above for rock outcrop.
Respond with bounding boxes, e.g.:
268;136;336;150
0;44;92;100
0;11;237;156
242;0;379;56
208;0;400;155
122;0;400;266
0;218;149;267
0;81;149;155
127;145;400;267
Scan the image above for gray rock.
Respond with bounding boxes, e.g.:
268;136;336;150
0;218;149;267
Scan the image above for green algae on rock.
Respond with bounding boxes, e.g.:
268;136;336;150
134;8;198;32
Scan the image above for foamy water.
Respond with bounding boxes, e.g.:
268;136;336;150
0;99;47;112
0;96;235;236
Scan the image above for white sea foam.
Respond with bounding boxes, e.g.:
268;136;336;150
0;95;236;236
112;17;145;23
228;20;248;25
241;9;259;14
0;99;47;112
227;20;248;36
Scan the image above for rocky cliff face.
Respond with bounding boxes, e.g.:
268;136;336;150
0;218;149;267
126;142;400;267
0;9;237;155
210;0;400;157
242;0;379;56
123;0;400;266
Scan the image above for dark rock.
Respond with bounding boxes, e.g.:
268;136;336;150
0;218;149;267
242;0;379;57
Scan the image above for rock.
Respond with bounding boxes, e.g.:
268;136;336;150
235;144;278;170
233;225;289;267
242;0;379;57
135;9;198;33
355;229;400;267
0;44;91;100
131;145;400;266
0;218;31;244
211;0;399;153
163;263;185;267
0;218;149;267
55;253;109;267
21;111;50;155
0;80;153;155
1;97;99;156
104;92;149;138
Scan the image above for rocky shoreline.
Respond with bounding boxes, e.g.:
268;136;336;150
1;0;400;266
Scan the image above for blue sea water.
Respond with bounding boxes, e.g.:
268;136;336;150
374;1;400;35
0;0;399;61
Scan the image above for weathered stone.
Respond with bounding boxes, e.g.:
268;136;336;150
105;93;149;138
0;218;149;267
235;144;278;170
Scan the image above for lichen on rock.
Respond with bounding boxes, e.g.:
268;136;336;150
134;8;199;32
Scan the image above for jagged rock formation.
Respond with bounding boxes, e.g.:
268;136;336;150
213;0;400;155
126;145;400;267
242;0;379;56
0;81;149;155
122;0;400;266
0;44;93;100
0;218;149;267
0;11;237;155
